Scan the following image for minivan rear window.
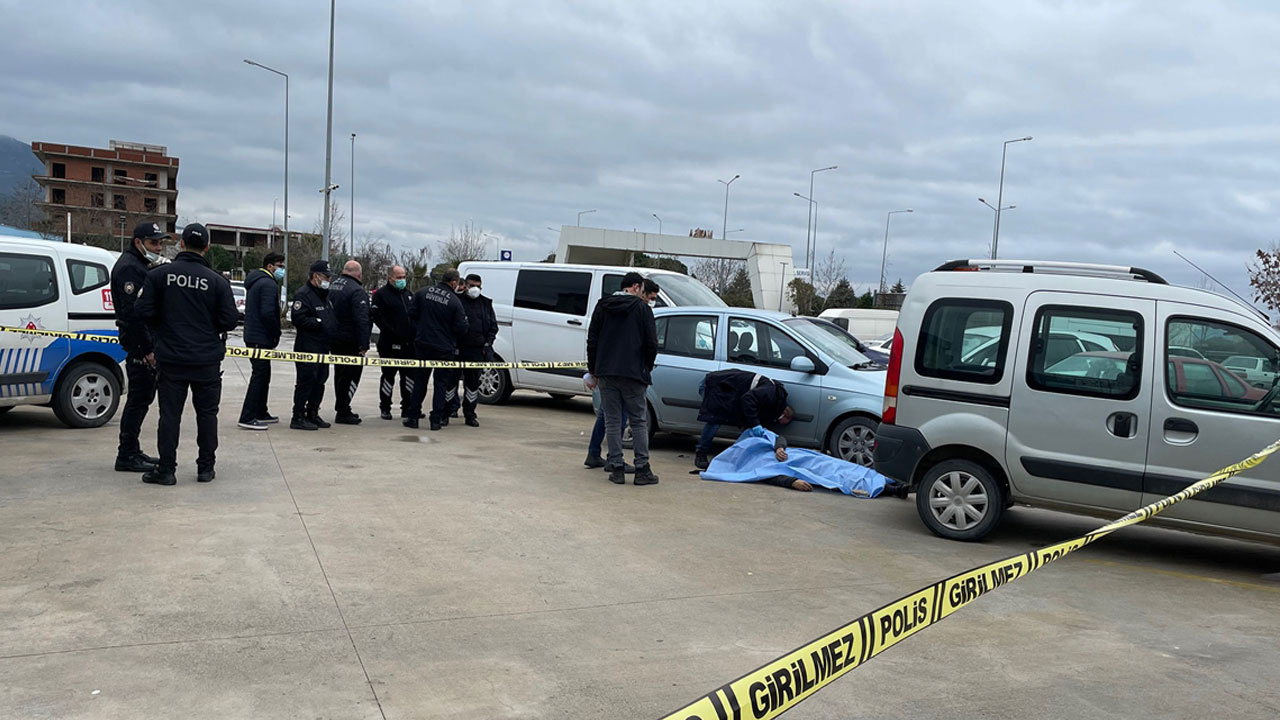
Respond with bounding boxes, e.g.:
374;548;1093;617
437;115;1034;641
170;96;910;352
915;299;1013;384
514;269;590;316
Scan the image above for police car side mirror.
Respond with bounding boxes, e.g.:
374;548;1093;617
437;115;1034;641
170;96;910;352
790;356;816;373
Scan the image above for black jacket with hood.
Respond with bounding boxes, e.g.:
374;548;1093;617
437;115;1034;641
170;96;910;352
134;251;239;366
586;292;659;385
242;267;282;348
697;369;789;428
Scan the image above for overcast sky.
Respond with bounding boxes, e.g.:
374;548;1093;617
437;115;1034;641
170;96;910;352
3;0;1278;299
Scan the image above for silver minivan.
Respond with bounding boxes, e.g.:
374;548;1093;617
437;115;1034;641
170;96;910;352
874;259;1280;544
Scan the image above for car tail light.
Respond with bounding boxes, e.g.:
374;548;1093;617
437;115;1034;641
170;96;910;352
882;327;904;425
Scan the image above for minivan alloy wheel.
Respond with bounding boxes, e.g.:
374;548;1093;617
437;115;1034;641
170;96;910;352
915;459;1005;541
927;470;988;531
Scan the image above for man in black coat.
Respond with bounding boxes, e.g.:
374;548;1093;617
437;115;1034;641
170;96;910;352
404;269;468;431
110;221;168;473
133;223;239;485
694;369;794;469
456;272;498;426
328;260;372;424
236;251;285;430
586;271;660;486
371;265;416;420
289;260;337;431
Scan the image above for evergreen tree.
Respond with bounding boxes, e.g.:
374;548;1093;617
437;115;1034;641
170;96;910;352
890;278;906;294
722;267;754;307
823;278;857;309
856;291;874;309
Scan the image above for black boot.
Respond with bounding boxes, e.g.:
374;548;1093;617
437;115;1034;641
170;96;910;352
307;414;332;429
694;451;710;470
115;453;157;472
290;416;319;431
584;454;606;469
197;467;215;483
464;415;479;427
608;468;626;485
142;468;176;486
633;465;659;486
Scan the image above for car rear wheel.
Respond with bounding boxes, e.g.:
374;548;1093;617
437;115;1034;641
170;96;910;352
916;459;1004;541
827;416;877;466
477;366;513;405
52;361;120;428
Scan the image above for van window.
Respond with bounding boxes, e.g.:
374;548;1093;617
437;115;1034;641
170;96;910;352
656;315;717;359
1027;307;1142;399
915;299;1013;384
67;259;110;294
1166;317;1280;416
0;252;59;309
514;269;590;316
728;318;807;370
601;273;624;298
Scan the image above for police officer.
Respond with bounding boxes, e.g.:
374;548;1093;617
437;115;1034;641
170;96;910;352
236;251;285;430
133;223;239;485
371;264;416;420
111;220;168;472
290;260;337;430
404;268;467;431
457;273;497;427
328;260;371;424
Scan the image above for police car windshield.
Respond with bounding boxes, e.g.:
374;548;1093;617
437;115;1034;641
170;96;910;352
655;273;726;307
784;318;873;368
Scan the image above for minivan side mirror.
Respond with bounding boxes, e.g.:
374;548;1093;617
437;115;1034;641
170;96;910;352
790;356;816;373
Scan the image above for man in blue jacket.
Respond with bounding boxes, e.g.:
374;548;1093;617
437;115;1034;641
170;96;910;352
404;269;468;431
237;252;285;430
133;223;239;485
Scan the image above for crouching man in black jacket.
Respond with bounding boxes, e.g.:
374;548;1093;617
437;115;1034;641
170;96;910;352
371;265;416;420
290;260;337;431
694;369;794;470
134;223;239;485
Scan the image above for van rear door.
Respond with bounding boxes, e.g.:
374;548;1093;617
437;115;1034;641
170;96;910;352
510;267;592;393
1005;293;1153;513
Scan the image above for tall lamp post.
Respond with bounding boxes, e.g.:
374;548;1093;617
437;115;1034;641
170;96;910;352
793;192;816;263
577;209;596;226
349;132;355;255
652;213;662;234
992;136;1032;259
718;174;739;240
806;165;837;268
243;58;290;277
320;0;337;261
979;198;1014;257
880;209;913;293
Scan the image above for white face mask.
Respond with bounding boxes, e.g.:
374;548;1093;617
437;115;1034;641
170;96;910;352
467;286;481;299
137;242;161;264
319;279;331;290
648;299;657;308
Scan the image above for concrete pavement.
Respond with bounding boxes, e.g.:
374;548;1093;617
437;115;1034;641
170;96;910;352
2;355;1279;718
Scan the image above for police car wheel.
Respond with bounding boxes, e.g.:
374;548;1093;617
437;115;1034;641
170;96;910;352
52;362;120;429
477;367;513;405
915;460;1004;541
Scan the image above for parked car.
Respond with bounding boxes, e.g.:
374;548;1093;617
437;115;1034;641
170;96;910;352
810;318;887;365
634;306;885;465
231;281;246;322
875;259;1280;545
816;308;899;341
0;235;128;427
865;332;894;353
455;261;725;404
1168;345;1206;360
962;328;1117;368
1221;355;1276;388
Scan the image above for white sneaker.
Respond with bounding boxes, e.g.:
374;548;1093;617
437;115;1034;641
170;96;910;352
237;420;268;431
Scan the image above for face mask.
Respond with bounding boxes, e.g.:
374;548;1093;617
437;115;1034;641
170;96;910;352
138;243;160;264
467;287;481;299
319;279;331;291
648;299;657;308
393;278;407;291
272;267;286;282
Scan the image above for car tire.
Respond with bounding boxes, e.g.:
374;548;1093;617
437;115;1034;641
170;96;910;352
477;366;513;405
915;459;1005;541
52;361;120;429
826;416;878;467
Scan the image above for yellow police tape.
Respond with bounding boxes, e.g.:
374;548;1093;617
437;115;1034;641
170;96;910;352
657;439;1280;720
0;326;585;371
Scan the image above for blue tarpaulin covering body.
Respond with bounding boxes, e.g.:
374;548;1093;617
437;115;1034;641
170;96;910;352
700;426;889;498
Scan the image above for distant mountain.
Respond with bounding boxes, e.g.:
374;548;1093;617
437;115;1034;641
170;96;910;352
0;135;43;194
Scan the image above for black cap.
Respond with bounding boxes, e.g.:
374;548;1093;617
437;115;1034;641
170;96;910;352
132;221;169;240
181;223;208;244
309;260;332;277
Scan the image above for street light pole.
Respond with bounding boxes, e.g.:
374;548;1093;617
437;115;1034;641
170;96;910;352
794;192;816;264
718;174;739;240
880;209;913;293
779;262;789;311
320;0;337;261
652;213;662;234
992;136;1032;259
243;58;289;278
806;165;836;268
349;132;355;256
577;209;596;226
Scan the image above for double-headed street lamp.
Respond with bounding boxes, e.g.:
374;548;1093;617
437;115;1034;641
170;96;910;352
718;174;739;240
577;209;596;226
992;136;1032;259
243;58;289;275
806;165;837;268
880;209;913;293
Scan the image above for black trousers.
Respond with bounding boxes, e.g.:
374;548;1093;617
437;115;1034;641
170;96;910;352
293;360;330;419
377;340;414;414
331;340;364;416
459;346;483;418
237;347;273;423
156;363;221;472
406;344;454;423
117;354;157;459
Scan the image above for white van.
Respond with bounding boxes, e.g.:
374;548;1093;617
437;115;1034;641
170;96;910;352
455;262;724;403
0;236;128;427
817;308;899;341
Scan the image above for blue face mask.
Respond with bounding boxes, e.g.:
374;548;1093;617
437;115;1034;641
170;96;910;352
393;278;407;291
272;267;286;282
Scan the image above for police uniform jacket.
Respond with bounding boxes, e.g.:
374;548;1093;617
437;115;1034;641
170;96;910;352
327;273;371;350
110;245;155;356
291;283;336;354
242;267;282;348
411;282;468;355
458;293;497;349
371;282;415;348
134;251;239;366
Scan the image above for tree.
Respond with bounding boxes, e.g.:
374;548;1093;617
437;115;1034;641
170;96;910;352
205;245;235;273
0;178;46;234
241;249;265;275
541;252;556;263
1248;245;1280;316
856;291;874;309
349;234;398;290
812;249;848;298
398;245;434;291
788;278;819;316
692;258;743;295
824;278;857;310
428;261;455;285
722;267;754;307
632;252;688;275
890;278;906;294
439;221;488;266
312;199;348;255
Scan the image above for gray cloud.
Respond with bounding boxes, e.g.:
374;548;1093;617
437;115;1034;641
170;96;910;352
2;0;1277;303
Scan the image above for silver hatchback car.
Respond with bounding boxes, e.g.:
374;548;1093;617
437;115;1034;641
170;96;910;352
640;307;886;464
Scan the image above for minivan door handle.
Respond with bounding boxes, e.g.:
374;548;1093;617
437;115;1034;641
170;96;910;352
1107;411;1138;438
567;319;583;326
1164;417;1198;434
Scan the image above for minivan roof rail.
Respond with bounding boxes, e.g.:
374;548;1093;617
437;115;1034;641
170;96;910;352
934;259;1168;284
